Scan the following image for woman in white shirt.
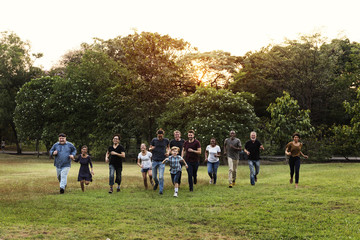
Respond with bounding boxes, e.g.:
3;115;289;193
137;143;154;189
204;138;221;184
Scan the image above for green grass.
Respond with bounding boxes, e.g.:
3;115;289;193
0;154;359;239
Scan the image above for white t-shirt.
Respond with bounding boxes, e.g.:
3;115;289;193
206;145;221;163
138;151;152;169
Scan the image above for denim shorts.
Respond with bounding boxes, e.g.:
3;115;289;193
171;171;182;184
141;168;152;173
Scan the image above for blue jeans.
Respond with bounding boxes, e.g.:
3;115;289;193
248;160;260;185
152;161;165;193
109;164;122;186
56;167;70;189
207;161;219;184
186;161;199;191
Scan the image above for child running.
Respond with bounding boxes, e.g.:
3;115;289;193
74;145;94;192
137;143;154;189
162;146;188;197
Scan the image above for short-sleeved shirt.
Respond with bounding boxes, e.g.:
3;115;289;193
286;142;303;157
245;139;262;160
108;144;125;167
224;138;242;160
165;155;184;174
206;145;221;163
183;139;201;163
169;139;185;156
138;151;152;169
150;138;169;161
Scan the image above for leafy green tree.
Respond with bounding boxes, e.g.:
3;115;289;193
14;76;55;153
266;91;314;154
14;76;96;153
330;88;360;159
97;32;198;142
230;34;358;126
0;31;42;153
158;87;259;148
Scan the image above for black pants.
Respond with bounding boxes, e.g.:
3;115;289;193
186;161;199;191
289;156;300;184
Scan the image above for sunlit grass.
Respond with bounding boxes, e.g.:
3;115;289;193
0;154;359;239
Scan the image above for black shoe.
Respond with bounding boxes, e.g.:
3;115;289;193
255;175;257;182
153;182;158;190
194;178;197;184
109;187;113;194
60;188;65;194
159;191;163;195
117;187;120;192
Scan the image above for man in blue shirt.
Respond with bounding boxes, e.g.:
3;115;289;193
50;133;77;194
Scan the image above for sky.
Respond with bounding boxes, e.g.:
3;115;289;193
1;0;360;70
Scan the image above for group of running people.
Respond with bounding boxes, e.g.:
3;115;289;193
49;130;308;196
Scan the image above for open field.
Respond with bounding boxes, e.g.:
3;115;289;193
0;154;359;240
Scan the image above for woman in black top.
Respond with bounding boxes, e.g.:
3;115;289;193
75;145;94;192
105;134;125;193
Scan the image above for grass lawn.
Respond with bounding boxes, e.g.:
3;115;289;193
0;154;359;240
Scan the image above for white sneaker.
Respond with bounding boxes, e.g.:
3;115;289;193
209;179;212;184
173;192;178;197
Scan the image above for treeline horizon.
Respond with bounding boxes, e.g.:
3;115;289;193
1;31;360;160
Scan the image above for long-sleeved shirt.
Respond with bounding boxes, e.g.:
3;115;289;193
50;141;77;168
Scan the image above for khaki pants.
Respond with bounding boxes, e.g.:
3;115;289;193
228;157;239;184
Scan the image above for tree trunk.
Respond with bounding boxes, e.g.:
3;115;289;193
10;122;21;154
36;139;40;158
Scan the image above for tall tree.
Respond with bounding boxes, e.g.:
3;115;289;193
0;31;42;153
230;34;358;126
97;32;198;142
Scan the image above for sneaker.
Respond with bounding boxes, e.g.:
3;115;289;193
117;187;120;192
159;191;163;195
153;182;158;190
229;183;233;188
173;192;178;197
108;187;113;194
255;175;257;182
60;188;65;194
209;179;212;184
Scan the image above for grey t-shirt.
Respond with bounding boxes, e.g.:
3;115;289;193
224;138;242;160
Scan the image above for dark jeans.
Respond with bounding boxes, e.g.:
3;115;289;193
109;164;122;186
289;156;300;184
186;161;199;191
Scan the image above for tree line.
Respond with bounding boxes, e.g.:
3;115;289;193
1;31;359;160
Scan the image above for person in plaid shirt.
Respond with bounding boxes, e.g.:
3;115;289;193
162;146;188;197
